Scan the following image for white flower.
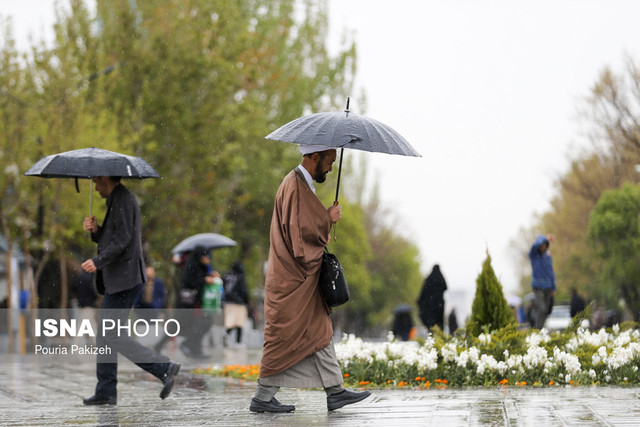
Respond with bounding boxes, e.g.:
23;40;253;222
478;333;492;344
456;350;469;368
441;342;458;363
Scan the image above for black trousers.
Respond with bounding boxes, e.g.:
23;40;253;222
95;284;171;398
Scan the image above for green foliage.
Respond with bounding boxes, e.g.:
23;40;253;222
523;57;640;314
0;0;421;332
588;183;640;318
468;251;516;336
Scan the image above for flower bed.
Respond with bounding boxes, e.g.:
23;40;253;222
195;323;640;388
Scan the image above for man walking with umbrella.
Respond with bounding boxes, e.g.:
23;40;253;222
81;176;180;405
250;146;370;413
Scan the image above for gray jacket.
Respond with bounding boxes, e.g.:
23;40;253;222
91;183;146;294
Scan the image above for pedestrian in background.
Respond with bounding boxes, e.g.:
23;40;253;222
178;245;214;358
417;264;447;330
448;308;459;335
529;234;556;329
570;287;586;318
392;307;414;341
222;260;249;347
81;176;179;405
133;265;167;321
250;145;370;413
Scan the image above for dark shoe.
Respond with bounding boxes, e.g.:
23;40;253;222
160;363;181;399
83;394;116;405
249;397;295;413
327;389;371;411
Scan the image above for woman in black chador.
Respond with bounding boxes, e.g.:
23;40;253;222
417;264;447;330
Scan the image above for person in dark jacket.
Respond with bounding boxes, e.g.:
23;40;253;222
392;308;414;341
448;308;459;335
222;260;250;346
178;245;213;358
81;176;179;405
570;287;586;318
417;264;447;330
529;234;556;329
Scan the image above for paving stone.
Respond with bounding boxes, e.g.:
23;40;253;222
1;348;639;426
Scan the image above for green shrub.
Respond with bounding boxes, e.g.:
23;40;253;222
468;251;516;336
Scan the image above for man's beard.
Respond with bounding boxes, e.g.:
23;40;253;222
314;163;327;183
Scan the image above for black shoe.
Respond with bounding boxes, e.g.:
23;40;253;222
249;397;295;413
83;394;116;406
160;363;181;399
327;389;371;411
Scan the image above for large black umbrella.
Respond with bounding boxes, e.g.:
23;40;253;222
171;233;237;254
266;98;421;205
25;147;160;215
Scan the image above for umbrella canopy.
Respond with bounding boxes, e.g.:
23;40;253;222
266;99;421;238
24;147;160;179
24;147;160;215
393;303;414;315
171;233;237;254
266;110;421;158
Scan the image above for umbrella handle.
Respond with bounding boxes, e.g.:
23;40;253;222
332;148;345;241
331;201;339;241
89;177;93;217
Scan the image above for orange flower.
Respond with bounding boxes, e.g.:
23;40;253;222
499;378;508;385
442;379;448;384
549;381;555;386
435;379;442;383
359;381;370;386
343;373;350;378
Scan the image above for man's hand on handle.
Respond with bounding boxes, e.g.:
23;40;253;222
328;203;342;223
81;259;97;273
84;216;98;233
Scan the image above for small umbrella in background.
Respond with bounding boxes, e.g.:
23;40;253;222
24;147;160;215
266;98;421;207
170;233;237;254
393;303;414;315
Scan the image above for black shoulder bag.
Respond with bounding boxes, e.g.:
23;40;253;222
319;247;350;307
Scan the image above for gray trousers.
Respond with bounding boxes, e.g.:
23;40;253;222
534;288;554;329
255;343;344;401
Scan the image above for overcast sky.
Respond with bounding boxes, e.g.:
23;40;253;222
4;1;640;313
327;0;640;305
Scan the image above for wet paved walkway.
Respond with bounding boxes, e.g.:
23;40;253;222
1;347;640;426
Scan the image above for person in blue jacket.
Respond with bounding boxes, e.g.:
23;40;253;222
529;234;556;329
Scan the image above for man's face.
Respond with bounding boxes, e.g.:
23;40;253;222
93;176;112;198
313;150;337;183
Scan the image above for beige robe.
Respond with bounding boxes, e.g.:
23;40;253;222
259;168;333;378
